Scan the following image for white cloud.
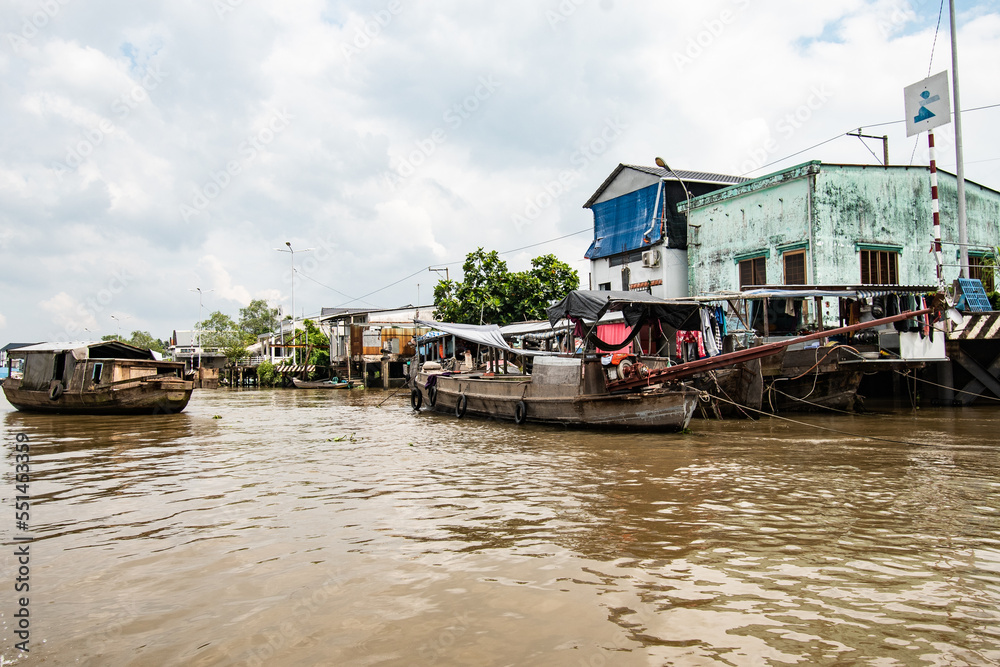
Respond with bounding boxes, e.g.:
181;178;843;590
1;0;998;341
39;292;98;340
196;255;253;306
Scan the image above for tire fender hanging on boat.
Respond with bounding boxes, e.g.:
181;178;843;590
410;388;423;411
428;385;438;407
49;381;64;400
514;400;527;425
455;394;468;418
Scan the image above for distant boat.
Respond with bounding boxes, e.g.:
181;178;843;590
291;377;358;389
2;341;193;414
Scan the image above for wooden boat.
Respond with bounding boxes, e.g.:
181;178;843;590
291;377;358;389
413;357;698;430
2;341;193;414
412;310;699;431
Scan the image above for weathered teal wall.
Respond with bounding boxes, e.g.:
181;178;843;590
687;161;1000;294
687;163;814;293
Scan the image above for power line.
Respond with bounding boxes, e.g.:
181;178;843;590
499;228;591;255
295;269;378;307
741;101;1000;176
331;228;592;307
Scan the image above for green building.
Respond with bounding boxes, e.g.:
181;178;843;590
684;161;1000;309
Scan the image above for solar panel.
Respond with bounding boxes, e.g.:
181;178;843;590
958;278;993;312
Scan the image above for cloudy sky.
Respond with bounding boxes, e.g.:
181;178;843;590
1;0;999;343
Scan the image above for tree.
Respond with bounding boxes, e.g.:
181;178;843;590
239;299;280;337
433;248;579;326
101;331;166;353
126;330;166;353
256;360;278;387
302;319;330;370
197;310;253;363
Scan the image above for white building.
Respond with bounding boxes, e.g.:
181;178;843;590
584;164;746;297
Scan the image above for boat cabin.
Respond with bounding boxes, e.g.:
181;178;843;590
9;341;185;393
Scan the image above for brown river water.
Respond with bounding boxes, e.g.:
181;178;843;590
1;388;999;666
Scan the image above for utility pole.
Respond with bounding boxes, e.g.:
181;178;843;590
949;0;969;278
189;288;212;372
275;242;313;364
847;130;890;166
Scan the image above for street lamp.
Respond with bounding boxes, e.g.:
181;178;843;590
655;157;692;220
275;242;313;364
110;314;129;341
189;287;213;371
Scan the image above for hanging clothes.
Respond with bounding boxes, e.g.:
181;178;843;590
715;306;727;337
676;331;706;360
700;309;719;357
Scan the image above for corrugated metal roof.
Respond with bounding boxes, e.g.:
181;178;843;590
583;163;748;209
0;343;36;353
8;341;155;359
319;305;435;322
13;341;103;353
621;164;749;185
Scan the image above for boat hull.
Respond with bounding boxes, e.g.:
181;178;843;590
291;378;357;389
2;378;193;415
414;372;696;431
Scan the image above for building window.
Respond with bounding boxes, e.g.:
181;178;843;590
783;251;806;285
969;255;995;292
598;282;611;291
609;250;644;268
860;249;899;284
739;256;766;289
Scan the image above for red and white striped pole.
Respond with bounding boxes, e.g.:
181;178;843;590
929;130;944;287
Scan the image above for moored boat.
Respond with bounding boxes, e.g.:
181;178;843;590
413;356;698;430
291;377;358;389
411;305;700;431
2;341;193;415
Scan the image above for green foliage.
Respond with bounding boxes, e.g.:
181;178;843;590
197;310;254;363
126;330;166;353
433;249;579;325
101;331;166;353
256;360;278;387
980;251;1000;310
303;319;330;369
239;299;280;337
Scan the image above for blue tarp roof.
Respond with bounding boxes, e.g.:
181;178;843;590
585;182;661;260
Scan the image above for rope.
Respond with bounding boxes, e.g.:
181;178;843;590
376;382;407;407
890;366;1000;403
927;0;946;78
690;385;940;447
910;0;946;166
766;385;859;415
708;370;757;420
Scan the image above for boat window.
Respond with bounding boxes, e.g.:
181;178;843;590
92;363;103;383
